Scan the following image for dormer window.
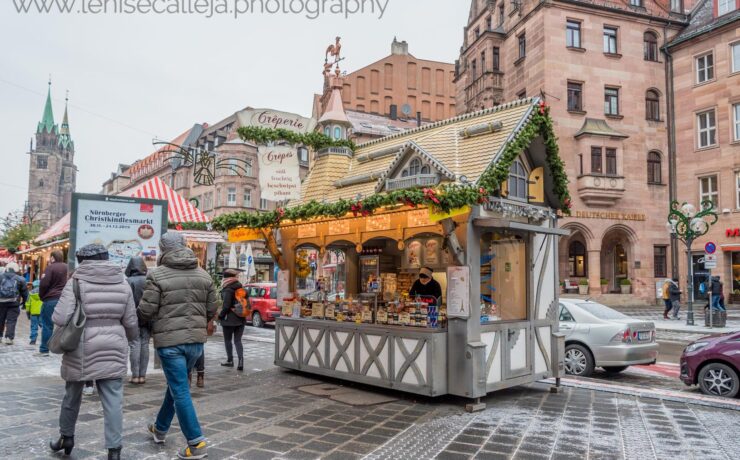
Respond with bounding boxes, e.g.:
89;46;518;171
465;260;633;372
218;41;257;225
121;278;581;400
324;126;331;137
334;126;343;140
387;156;442;191
508;159;529;202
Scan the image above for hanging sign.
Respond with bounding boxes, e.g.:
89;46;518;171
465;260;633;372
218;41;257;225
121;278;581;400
328;220;350;236
258;145;301;201
366;214;391;232
228;228;265;243
237;108;316;135
704;254;718;269
407;209;431;228
447;266;470;318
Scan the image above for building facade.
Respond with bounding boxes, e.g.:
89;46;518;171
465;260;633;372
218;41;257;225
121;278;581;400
313;38;456;124
27;83;77;229
456;0;688;300
668;0;740;302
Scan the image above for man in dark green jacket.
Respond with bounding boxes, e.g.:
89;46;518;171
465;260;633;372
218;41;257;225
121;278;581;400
138;232;218;460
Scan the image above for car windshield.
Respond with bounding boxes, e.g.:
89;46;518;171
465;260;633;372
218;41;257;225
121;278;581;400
576;302;630;320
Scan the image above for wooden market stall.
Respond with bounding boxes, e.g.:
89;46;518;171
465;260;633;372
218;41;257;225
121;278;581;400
216;98;571;403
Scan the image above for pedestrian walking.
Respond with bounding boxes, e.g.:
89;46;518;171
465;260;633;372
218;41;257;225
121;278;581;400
138;232;218;460
49;244;138;460
219;268;246;371
661;279;672;320
126;257;151;384
668;278;682;319
38;250;68;356
711;276;726;311
25;280;42;345
0;262;29;345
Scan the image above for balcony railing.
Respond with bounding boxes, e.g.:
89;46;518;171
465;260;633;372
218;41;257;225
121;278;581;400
386;174;440;191
465;71;504;103
577;174;625;207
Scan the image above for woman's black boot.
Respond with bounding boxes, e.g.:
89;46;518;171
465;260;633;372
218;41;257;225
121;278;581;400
108;446;122;460
237;358;244;371
220;360;234;367
50;435;74;455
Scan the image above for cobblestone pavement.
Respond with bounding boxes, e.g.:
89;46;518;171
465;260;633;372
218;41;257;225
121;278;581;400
1;317;739;459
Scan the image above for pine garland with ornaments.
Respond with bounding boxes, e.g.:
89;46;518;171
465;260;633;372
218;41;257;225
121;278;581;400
238;126;356;152
212;103;570;232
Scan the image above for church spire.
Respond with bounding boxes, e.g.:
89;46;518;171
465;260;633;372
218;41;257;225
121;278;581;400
37;78;58;135
58;90;74;150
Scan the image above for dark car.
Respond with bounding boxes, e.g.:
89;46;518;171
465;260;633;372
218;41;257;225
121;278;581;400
244;283;280;328
680;331;740;398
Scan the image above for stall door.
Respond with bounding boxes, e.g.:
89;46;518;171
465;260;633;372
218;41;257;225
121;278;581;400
504;323;532;379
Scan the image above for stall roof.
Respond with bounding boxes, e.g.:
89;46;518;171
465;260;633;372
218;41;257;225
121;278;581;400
179;230;225;244
34;213;71;244
123;177;210;223
17;238;69;255
293;98;537;206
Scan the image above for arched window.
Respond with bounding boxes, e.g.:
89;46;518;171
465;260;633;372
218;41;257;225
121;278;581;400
568;241;588;277
333;126;342;140
420;165;431;175
408;158;422;176
401;169;409;177
507;159;528;201
646;89;660;121
644;31;659;62
647;151;662;184
324;126;331;137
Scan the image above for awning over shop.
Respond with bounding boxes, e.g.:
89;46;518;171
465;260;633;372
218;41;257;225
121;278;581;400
17;238;69;255
720;244;740;252
124;177;209;223
34;213;71;244
179;230;225;244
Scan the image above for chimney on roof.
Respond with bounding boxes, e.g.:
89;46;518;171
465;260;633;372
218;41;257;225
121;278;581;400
416;112;422;127
390;104;398;120
391;37;409;55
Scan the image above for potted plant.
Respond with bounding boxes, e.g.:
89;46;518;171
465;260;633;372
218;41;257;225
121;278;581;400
578;278;589;295
600;278;609;294
560;281;566;294
620;278;632;294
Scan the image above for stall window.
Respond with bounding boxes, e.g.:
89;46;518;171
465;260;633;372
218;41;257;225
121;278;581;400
568;241;587;277
480;232;527;322
507;159;528;202
295;247;320;296
320;248;347;300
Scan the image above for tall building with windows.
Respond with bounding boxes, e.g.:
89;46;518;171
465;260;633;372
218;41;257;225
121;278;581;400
27;82;77;229
456;0;688;299
667;0;739;299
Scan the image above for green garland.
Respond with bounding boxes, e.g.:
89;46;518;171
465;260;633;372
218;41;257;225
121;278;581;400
169;222;210;231
238;126;356;152
213;104;571;232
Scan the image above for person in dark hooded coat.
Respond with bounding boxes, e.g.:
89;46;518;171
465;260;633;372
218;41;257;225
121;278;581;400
126;257;150;384
218;268;246;371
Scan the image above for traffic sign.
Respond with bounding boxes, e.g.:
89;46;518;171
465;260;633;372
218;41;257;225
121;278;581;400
705;242;716;254
704;253;718;269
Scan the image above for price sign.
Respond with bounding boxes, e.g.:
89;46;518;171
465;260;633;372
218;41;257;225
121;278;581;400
705;242;716;255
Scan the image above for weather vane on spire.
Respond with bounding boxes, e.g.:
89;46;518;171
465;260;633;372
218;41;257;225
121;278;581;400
323;36;344;77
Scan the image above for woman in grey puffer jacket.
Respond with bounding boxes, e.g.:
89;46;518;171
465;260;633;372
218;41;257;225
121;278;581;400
50;244;138;460
126;257;150;384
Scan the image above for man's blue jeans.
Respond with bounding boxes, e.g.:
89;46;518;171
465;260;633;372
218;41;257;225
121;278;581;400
155;343;205;445
39;300;58;353
29;315;40;343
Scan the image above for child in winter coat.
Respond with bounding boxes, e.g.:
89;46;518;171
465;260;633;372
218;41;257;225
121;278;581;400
25;280;42;345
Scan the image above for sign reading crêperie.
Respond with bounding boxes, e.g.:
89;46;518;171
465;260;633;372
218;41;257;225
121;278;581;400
237;108;317;135
258;145;302;201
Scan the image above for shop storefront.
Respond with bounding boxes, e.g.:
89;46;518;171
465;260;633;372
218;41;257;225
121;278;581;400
215;98;572;402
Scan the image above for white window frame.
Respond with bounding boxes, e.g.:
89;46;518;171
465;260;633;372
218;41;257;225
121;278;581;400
699;175;719;207
566;20;581;48
734;103;740;142
507;158;530;202
718;0;735;15
243;189;252;207
732;42;740;74
227;158;238;176
260;198;268;210
696;52;714;83
603;26;618;54
227;187;237;206
735;172;740;209
697;109;717;148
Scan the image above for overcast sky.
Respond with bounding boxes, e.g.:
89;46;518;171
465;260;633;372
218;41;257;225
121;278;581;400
0;0;469;220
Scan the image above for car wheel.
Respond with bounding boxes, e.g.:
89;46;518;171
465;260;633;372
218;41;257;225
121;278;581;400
698;363;739;398
252;311;264;328
603;366;629;374
564;344;595;377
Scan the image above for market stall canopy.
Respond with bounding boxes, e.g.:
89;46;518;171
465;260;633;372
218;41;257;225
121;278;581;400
123;177;209;223
178;230;224;244
34;212;71;244
292;98;563;209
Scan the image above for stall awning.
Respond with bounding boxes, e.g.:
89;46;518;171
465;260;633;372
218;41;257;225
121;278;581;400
124;177;209;223
179;230;225;244
35;213;71;244
721;244;740;252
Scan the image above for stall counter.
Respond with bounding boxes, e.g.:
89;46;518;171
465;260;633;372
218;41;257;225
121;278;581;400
275;317;447;397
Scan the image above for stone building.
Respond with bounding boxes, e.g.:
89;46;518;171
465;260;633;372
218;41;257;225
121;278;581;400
27;82;77;229
456;0;689;300
667;0;740;302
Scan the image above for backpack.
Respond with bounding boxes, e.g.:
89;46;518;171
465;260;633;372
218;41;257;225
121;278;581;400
232;287;251;318
0;274;19;299
662;282;670;300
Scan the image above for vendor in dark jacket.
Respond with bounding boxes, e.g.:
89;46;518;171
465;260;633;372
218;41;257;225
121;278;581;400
219;269;246;371
38;250;68;356
409;267;442;304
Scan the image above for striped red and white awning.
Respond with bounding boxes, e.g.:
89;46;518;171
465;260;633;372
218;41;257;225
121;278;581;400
126;177;209;224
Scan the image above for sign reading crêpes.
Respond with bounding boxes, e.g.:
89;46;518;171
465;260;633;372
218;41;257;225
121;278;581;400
237;108;317;135
258;145;301;201
228;228;265;243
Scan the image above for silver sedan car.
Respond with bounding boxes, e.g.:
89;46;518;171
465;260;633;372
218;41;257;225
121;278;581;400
559;299;659;377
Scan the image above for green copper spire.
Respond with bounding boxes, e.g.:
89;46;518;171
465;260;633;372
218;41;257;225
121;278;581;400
37;79;58;135
58;90;73;150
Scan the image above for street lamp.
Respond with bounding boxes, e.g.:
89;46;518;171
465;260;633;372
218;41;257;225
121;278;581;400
666;200;718;325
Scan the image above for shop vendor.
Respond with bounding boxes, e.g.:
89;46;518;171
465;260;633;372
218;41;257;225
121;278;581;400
409;267;442;302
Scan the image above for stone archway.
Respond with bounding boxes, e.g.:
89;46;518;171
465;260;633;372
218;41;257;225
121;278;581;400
600;225;637;293
559;223;596;291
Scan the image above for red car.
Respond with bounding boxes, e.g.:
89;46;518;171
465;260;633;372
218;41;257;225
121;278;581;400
244;283;280;328
680;331;740;398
